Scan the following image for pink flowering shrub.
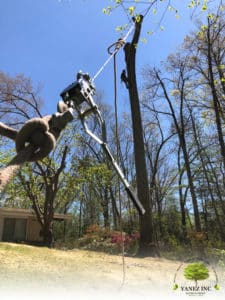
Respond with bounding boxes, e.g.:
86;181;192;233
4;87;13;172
111;231;140;253
77;224;140;254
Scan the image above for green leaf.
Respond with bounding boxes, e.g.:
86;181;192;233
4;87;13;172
115;26;123;32
128;6;135;15
147;31;153;36
102;6;112;15
135;15;141;23
140;37;147;44
218;65;225;70
214;284;220;290
202;5;207;11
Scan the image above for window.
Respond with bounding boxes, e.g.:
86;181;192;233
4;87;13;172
2;218;27;242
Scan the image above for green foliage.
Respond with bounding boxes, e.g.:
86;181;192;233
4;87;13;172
214;284;220;290
188;0;208;11
188;231;208;253
0;142;15;168
209;248;225;269
184;263;209;283
76;157;112;188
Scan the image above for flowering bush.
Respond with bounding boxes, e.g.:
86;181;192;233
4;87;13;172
111;231;140;253
85;224;111;241
76;225;140;255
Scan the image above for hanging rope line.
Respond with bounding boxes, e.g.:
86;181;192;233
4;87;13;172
109;38;126;288
92;24;135;82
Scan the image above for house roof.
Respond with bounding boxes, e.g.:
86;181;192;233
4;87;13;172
0;207;72;220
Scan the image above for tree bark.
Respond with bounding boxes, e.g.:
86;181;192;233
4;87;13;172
206;23;225;171
123;16;158;257
177;145;188;242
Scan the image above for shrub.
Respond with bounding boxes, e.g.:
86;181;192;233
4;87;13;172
111;231;140;254
85;224;111;241
74;225;140;255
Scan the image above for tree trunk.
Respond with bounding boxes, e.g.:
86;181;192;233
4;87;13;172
110;187;119;230
40;224;53;248
178;146;188;242
189;109;225;240
206;23;225;171
124;16;158;257
155;71;201;232
78;196;83;237
181;137;201;232
102;188;110;228
42;185;55;247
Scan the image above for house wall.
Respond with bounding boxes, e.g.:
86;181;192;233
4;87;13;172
0;208;72;243
27;217;42;242
0;216;28;242
0;217;4;241
0;215;42;242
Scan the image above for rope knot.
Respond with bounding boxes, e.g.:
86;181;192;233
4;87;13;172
107;38;125;55
0;108;74;191
15;117;56;162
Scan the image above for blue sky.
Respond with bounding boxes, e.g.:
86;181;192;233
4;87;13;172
0;0;210;115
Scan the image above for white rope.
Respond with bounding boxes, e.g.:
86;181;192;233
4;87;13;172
92;24;135;82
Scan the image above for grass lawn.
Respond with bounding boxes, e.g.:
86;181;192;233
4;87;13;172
0;243;224;300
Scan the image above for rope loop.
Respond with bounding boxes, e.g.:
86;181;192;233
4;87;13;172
15;116;56;162
107;38;125;55
0;108;73;191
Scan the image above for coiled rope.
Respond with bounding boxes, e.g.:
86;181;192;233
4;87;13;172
0;109;73;191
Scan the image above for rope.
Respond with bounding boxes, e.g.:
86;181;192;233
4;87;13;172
15;116;56;162
111;41;126;289
92;24;135;82
0;118;55;192
0;108;73;192
0;145;35;191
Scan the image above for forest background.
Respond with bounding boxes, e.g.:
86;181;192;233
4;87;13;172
1;0;225;263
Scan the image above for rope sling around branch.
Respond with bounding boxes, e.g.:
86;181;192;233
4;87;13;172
92;24;135;82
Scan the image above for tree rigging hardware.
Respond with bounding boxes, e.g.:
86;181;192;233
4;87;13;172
59;71;145;216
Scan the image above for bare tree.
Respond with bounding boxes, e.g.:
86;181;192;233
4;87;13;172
0;72;43;126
